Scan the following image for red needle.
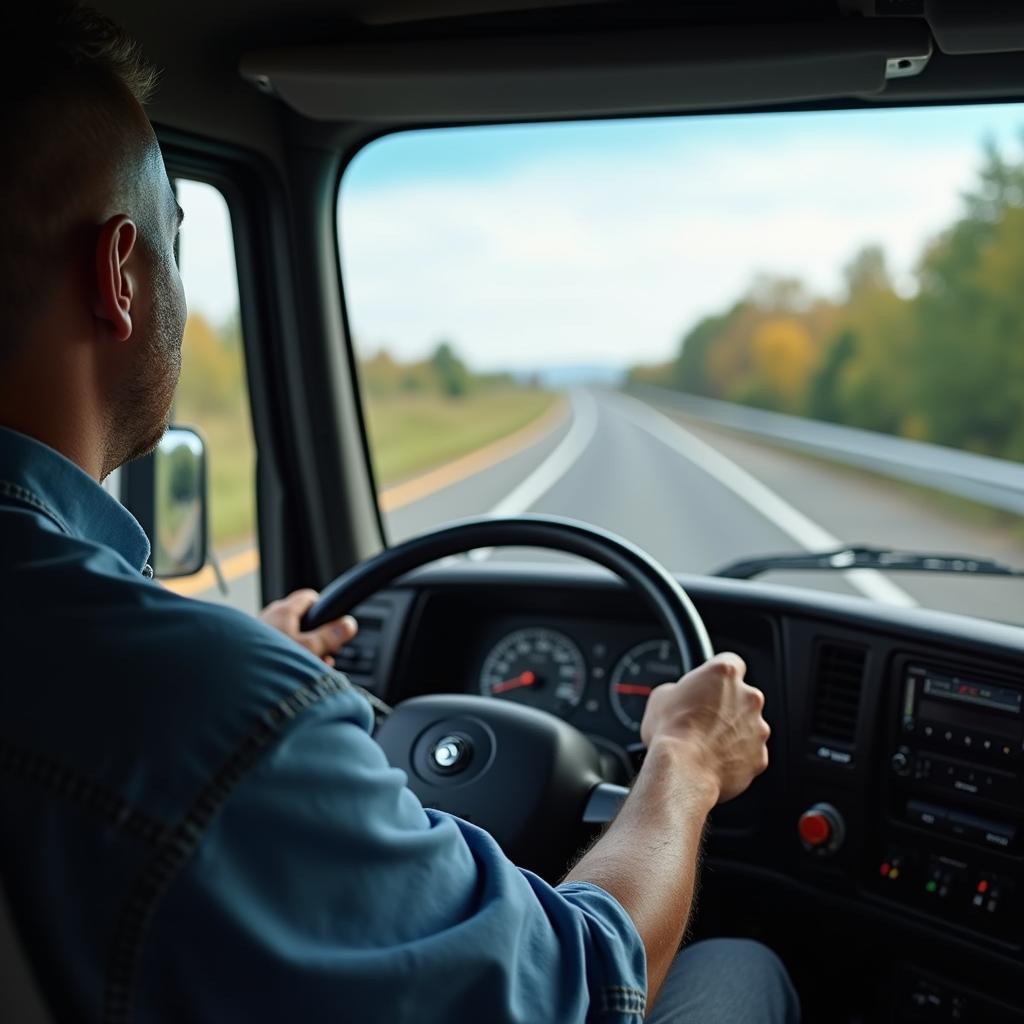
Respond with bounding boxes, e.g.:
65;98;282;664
614;683;653;697
492;670;537;695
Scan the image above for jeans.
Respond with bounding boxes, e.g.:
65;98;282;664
645;939;800;1024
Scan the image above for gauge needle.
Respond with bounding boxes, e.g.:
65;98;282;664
614;683;653;696
492;670;537;694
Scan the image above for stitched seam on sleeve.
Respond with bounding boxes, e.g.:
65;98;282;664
596;984;647;1016
0;739;169;845
102;672;353;1024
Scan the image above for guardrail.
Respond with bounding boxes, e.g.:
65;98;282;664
627;384;1024;518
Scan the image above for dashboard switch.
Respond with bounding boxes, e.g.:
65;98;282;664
890;747;911;775
798;802;845;854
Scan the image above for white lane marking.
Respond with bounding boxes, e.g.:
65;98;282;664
613;394;917;608
488;389;598;515
466;389;599;561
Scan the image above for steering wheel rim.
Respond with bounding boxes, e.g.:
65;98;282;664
305;515;715;877
304;514;714;670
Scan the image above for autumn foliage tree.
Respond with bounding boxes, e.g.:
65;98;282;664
629;136;1024;463
174;312;246;419
635;276;837;415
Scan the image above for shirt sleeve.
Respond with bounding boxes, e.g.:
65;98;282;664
135;684;647;1024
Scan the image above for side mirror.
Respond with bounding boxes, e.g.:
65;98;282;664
120;426;209;578
153;427;208;577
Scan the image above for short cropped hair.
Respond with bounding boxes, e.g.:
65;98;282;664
27;2;159;106
0;2;159;353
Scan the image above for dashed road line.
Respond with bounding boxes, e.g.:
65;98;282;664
613;394;917;608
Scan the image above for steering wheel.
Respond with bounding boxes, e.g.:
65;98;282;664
303;515;714;878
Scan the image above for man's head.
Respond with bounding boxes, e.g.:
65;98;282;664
0;3;186;479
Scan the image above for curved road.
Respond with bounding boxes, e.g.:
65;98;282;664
198;389;1024;627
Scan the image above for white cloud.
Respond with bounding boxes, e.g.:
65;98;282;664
338;134;981;370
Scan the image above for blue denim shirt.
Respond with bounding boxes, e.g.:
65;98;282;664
0;426;647;1024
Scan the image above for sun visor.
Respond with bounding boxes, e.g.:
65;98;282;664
240;20;932;123
926;0;1024;55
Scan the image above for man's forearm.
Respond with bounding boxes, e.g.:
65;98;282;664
562;737;717;1007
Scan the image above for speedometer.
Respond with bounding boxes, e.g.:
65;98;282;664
479;627;587;716
609;639;681;732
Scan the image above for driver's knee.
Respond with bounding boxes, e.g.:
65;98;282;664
645;937;800;1024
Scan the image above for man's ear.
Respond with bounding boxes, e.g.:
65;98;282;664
93;215;138;342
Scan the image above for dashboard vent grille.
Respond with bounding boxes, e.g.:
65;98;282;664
810;643;867;747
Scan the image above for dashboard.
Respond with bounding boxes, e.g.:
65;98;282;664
339;561;1024;1023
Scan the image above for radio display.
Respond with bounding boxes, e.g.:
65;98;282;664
907;666;1023;743
921;672;1021;714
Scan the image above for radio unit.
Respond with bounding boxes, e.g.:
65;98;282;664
890;665;1023;850
874;662;1023;943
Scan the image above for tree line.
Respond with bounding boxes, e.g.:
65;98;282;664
174;315;522;416
361;341;523;400
629;138;1024;462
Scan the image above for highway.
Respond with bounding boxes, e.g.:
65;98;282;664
187;389;1024;627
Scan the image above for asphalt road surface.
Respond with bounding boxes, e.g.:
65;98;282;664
197;389;1024;628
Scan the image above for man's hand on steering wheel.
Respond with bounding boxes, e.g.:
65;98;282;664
260;589;359;666
641;652;771;805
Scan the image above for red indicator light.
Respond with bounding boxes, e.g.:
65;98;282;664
880;862;890;877
977;880;989;894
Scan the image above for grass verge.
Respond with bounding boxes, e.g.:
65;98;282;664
364;388;557;487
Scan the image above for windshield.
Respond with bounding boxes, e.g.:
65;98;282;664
337;103;1024;627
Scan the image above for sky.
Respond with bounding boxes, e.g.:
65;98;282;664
175;102;1024;373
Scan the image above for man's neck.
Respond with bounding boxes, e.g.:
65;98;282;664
0;412;103;480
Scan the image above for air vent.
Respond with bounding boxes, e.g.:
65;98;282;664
810;643;867;753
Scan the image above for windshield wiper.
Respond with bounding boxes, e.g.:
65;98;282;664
715;545;1024;581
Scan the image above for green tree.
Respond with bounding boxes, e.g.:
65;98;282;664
808;329;856;422
812;246;915;434
672;303;746;397
912;143;1024;458
431;341;472;398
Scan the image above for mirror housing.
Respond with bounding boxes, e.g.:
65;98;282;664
120;426;209;579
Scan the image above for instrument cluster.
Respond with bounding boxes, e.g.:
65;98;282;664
473;616;682;743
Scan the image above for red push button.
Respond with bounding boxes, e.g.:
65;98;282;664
797;802;845;854
799;811;832;847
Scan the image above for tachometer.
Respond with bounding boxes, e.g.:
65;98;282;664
609;639;681;732
479;627;587;716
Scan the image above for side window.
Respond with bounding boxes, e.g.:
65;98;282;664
163;178;260;615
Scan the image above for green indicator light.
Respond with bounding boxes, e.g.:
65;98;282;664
925;880;937;894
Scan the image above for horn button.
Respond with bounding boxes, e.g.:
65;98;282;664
375;694;604;878
413;718;493;785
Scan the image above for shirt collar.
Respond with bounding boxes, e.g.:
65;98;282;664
0;425;151;572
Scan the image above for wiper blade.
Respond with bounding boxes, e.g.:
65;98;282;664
715;545;1024;581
